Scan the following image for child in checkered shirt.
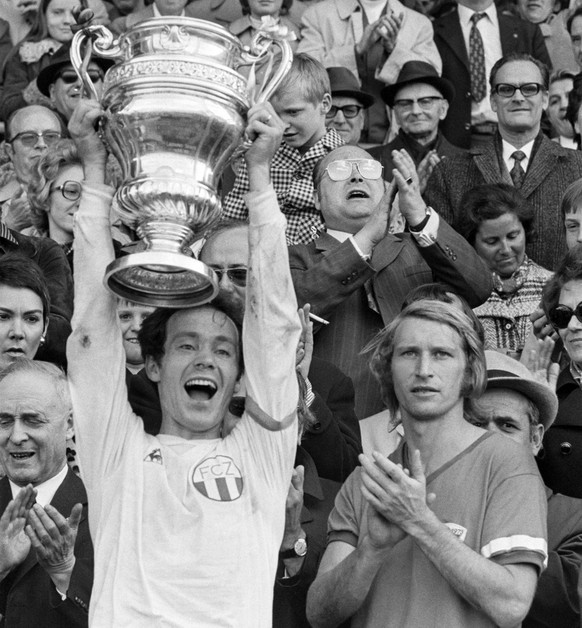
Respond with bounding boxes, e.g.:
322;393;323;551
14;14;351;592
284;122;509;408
222;53;344;245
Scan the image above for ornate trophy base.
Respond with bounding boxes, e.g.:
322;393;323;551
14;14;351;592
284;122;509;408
105;251;218;308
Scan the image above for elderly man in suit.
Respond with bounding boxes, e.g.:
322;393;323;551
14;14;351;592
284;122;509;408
0;360;92;627
288;144;493;418
369;60;465;191
425;53;582;271
433;0;551;148
297;0;441;144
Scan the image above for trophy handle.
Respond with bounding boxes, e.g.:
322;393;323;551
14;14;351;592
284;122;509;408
239;32;293;104
71;26;121;101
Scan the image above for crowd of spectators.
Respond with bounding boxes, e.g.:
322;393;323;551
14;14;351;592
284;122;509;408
2;0;582;626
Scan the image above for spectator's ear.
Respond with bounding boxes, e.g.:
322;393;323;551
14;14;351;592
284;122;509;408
531;424;545;456
439;99;449;121
313;188;320;211
321;93;332;115
145;355;161;383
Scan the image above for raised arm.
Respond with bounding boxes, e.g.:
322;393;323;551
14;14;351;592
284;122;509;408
66;99;137;487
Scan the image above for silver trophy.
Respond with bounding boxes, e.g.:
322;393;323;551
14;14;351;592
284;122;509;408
71;18;292;306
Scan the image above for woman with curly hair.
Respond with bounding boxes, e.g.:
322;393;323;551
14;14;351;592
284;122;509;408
25;138;82;268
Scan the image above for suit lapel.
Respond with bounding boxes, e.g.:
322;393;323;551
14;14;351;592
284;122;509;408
436;10;469;70
315;232;341;254
520;137;559;198
472;141;510;184
498;12;520;54
371;233;406;272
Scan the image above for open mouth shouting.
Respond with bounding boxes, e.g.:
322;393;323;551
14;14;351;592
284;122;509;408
346;188;370;200
184;378;218;402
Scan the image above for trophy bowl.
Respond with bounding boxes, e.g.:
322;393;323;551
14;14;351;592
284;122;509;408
71;18;292;307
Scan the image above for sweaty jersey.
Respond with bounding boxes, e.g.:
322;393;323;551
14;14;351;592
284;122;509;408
68;184;300;627
329;431;548;628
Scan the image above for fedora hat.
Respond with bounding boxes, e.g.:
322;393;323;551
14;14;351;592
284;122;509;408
327;67;374;108
484;350;558;431
381;60;455;107
37;43;114;96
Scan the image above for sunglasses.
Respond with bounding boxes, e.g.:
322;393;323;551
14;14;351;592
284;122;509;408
57;69;104;84
10;130;62;147
493;83;544;98
326;105;363;119
324;159;383;181
52;180;82;201
211;266;247;287
548;302;582;329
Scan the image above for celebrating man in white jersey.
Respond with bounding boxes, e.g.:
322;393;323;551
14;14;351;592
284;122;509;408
66;98;300;627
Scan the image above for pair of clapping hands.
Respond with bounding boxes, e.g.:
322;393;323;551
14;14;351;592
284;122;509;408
0;485;82;592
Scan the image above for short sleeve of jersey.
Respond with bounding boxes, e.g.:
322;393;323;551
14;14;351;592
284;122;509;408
478;439;548;572
327;468;366;548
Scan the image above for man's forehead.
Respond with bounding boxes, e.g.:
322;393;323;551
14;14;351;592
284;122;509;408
167;305;238;339
200;226;249;266
0;372;62;412
11;107;60;133
321;146;373;168
474;388;531;418
494;61;543;84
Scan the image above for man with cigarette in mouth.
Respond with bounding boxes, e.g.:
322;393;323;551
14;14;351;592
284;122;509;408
287;144;493;418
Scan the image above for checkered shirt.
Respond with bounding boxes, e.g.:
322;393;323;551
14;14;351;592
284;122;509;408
222;129;344;245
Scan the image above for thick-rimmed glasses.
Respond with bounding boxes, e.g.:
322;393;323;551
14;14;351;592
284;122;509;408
548;302;582;329
9;131;62;147
210;266;248;287
493;83;544;98
326;105;363;119
52;180;82;201
324;159;383;181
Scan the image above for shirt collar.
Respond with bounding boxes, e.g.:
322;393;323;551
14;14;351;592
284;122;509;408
501;137;535;164
326;228;351;242
10;463;68;507
457;2;497;26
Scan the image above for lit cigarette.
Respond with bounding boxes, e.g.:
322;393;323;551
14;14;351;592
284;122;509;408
309;312;329;325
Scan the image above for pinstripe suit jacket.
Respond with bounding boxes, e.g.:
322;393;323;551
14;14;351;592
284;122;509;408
288;218;493;418
425;134;582;271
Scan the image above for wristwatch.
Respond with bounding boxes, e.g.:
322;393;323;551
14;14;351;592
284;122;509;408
280;535;308;559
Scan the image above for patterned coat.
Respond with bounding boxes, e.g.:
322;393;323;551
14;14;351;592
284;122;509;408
473;257;553;355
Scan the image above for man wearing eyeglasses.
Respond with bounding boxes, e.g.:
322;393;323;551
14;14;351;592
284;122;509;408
368;61;465;193
36;44;113;123
425;52;582;271
0;104;63;232
288;144;493;418
325;67;374;146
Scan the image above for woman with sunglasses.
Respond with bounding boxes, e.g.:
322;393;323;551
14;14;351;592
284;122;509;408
539;243;582;498
459;183;553;359
0;0;87;120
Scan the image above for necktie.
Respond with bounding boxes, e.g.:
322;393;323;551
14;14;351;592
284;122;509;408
469;13;487;103
510;150;526;188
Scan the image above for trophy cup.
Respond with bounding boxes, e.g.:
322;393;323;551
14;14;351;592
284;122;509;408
71;18;292;307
